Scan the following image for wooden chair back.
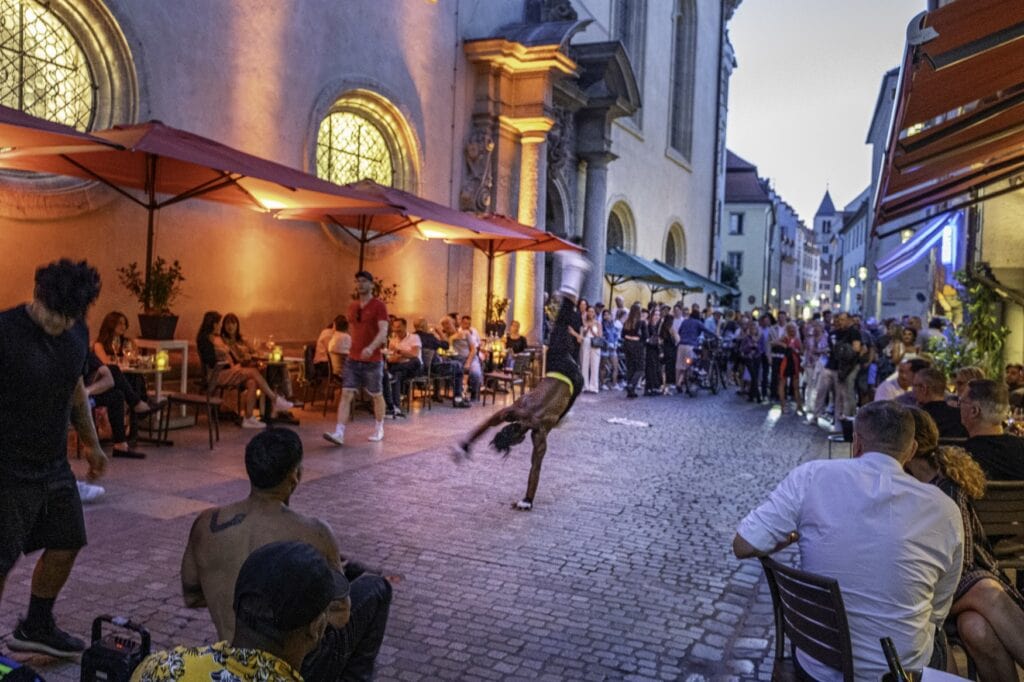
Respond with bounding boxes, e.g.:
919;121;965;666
328;351;346;378
974;480;1024;538
759;556;855;682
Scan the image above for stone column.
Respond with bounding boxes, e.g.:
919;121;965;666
515;130;549;344
580;152;615;305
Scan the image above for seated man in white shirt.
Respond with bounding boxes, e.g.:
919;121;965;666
383;317;421;418
733;400;963;681
874;356;930;403
314;315;350;378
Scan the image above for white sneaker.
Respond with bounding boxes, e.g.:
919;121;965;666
273;395;294;412
76;480;105;503
513;499;533;511
323;427;345;446
242;417;266;429
368;422;384;442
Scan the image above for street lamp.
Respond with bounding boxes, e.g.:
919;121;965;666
834;283;841;295
848;276;857;289
858;266;868;283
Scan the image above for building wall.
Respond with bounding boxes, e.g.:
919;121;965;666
981;190;1024;364
0;0;730;341
721;202;770;308
0;0;467;342
575;0;723;305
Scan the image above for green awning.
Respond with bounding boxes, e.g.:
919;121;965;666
653;259;739;297
604;248;693;289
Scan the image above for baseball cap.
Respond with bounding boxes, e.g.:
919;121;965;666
233;541;349;635
354;270;374;282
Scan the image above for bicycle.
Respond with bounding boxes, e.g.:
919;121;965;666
683;335;724;396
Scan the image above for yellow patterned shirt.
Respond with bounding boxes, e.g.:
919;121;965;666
130;641;303;682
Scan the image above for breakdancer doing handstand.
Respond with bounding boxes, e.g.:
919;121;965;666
454;252;591;511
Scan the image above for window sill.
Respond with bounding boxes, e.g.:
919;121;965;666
614;117;644;142
664;146;692;172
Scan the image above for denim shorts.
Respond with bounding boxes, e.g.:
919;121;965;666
343;360;383;395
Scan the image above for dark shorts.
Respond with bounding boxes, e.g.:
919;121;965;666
0;478;87;575
342;360;383;395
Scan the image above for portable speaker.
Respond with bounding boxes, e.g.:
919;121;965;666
79;616;150;682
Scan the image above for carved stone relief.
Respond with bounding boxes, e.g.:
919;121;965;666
524;0;578;23
459;121;496;212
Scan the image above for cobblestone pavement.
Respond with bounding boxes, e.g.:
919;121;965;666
2;387;830;681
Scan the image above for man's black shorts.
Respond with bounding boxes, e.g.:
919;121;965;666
0;478;87;574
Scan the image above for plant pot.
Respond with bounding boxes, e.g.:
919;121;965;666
138;314;178;340
485;321;507;337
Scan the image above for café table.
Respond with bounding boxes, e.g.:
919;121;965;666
133;338;189;402
256;354;303;425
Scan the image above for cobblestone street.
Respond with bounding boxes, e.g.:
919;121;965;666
3;388;825;681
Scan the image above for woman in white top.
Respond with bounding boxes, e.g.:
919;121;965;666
579;307;602;393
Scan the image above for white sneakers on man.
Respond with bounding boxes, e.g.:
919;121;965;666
323;426;345;446
273;395;293;413
76;480;105;503
368;422;384;442
242;417;265;429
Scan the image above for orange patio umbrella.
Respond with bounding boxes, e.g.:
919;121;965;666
0;104;119;151
273;179;524;270
0;118;388;307
448;214;584;325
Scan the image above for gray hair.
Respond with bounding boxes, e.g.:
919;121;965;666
966;379;1010;425
854;400;915;459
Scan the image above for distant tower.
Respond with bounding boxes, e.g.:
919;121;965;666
813;189;836;244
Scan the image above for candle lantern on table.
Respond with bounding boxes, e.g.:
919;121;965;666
155;350;170;371
269;345;284;363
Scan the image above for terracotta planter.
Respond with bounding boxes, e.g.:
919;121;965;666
138;314;178;340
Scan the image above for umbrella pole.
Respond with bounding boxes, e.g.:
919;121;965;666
144;154;157;310
486;249;494;329
358;217;368;271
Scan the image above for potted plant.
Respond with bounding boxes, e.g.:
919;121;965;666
118;257;185;340
486;296;509;336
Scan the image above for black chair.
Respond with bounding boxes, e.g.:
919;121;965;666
406;348;436;411
300;343;325;409
759;555;855;681
482;353;532;405
973;480;1024;589
160;367;223;450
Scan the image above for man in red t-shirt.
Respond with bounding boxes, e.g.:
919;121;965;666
324;271;389;446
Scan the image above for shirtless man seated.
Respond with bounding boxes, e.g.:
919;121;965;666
454;252;590;511
180;429;392;682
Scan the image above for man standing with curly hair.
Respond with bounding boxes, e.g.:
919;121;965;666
0;259;107;658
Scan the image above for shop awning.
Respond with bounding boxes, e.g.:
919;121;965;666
875;210;962;281
653;259;739;297
604;248;690;288
873;0;1024;226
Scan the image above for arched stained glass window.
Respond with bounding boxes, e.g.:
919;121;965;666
665;222;686;267
0;0;95;130
607;212;624;252
316;111;394;187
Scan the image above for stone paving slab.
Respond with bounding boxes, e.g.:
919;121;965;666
2;389;830;680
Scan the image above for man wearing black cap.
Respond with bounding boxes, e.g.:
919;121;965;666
324;270;390;446
181;429;391;681
134;541;345;682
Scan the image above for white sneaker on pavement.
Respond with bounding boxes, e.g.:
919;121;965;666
273;395;294;412
323;427;345;446
76;480;105;503
368;422;384;442
242;417;266;429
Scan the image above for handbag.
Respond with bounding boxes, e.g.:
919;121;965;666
590;336;607;349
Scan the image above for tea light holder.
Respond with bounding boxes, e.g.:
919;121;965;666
155;350;170;371
269;345;284;363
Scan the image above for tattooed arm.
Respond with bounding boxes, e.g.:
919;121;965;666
71;377;108;481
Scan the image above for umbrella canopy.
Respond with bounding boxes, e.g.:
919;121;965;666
446;213;583;324
604;248;693;305
0;104;118;151
0;118;388;304
652;259;739;298
273;179;524;269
